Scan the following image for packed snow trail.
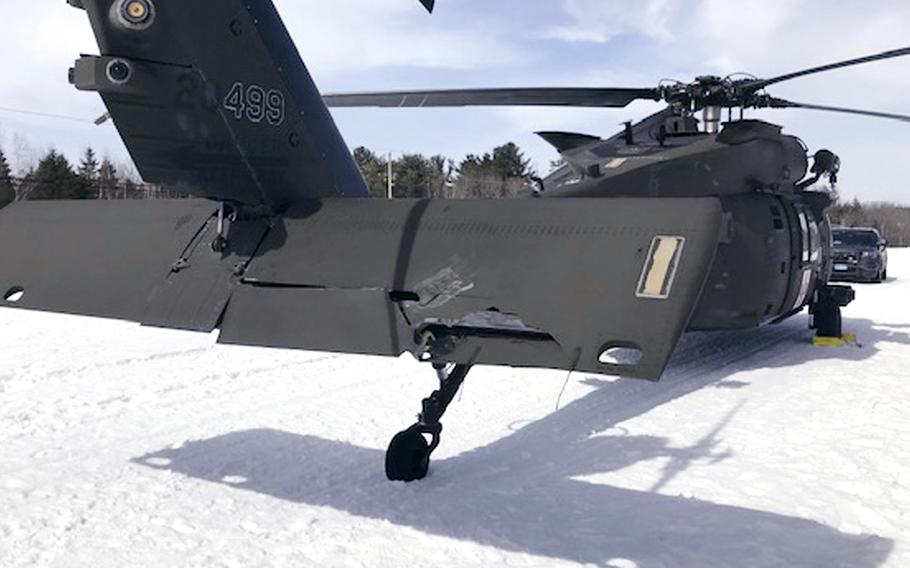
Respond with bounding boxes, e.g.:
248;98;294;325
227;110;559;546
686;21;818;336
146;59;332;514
2;252;909;567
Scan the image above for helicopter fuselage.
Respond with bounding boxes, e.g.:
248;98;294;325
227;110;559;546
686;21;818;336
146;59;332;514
541;117;848;333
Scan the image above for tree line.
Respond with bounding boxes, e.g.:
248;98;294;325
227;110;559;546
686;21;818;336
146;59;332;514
353;142;534;199
0;141;535;210
829;198;910;247
0;146;184;207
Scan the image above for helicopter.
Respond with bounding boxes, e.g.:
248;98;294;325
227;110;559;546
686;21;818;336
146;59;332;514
0;0;907;482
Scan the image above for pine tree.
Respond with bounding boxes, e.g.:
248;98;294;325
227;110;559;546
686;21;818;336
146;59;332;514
392;154;447;198
353;146;390;198
24;150;91;200
0;147;14;208
451;142;533;198
78;147;100;197
490;142;532;179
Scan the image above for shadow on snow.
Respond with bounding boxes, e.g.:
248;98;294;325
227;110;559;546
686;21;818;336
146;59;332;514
134;315;903;567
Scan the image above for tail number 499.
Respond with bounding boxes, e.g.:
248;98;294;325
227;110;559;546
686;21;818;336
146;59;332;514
223;82;286;126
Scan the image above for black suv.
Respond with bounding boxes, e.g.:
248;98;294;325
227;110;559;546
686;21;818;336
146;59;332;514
830;227;888;283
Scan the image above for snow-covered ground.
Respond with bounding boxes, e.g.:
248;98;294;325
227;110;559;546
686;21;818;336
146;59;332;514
2;252;909;568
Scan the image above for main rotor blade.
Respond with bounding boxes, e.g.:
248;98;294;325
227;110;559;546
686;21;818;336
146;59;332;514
323;88;661;109
743;46;910;91
765;97;910;123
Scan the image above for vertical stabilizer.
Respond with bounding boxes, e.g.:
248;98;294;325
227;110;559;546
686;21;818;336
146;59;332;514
70;0;369;210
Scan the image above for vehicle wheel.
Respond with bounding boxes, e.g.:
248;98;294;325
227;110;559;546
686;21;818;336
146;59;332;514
385;427;431;482
211;235;228;253
814;302;842;338
883;269;888;281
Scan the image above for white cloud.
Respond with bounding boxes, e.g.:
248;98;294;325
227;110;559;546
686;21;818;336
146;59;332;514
545;0;681;43
277;0;521;78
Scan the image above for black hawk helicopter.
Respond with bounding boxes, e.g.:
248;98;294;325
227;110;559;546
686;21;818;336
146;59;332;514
0;0;907;481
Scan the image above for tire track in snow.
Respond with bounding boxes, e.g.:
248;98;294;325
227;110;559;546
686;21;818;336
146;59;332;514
0;352;375;475
496;319;809;442
1;316;810;481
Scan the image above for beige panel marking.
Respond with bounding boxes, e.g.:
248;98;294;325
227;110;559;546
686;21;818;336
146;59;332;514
637;236;685;299
604;158;627;169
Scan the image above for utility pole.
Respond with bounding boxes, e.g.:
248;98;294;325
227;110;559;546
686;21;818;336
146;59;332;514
387;152;393;199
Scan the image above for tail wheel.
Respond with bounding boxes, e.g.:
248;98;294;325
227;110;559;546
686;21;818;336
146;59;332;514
385;427;431;482
211;235;228;253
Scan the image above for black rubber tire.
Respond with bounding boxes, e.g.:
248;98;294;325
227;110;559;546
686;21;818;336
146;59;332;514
211;235;228;253
385;428;431;482
882;269;888;282
815;302;842;338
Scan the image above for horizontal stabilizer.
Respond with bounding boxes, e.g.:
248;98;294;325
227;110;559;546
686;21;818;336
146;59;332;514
0;200;215;321
537;131;602;153
221;197;723;379
0;197;722;380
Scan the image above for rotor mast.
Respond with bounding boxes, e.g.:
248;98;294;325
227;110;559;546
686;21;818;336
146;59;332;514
702;106;722;134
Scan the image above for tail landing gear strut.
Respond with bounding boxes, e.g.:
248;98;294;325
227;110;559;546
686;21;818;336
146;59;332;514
811;284;855;338
385;363;473;481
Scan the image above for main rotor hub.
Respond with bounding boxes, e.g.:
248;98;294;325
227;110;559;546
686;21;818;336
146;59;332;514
660;76;759;115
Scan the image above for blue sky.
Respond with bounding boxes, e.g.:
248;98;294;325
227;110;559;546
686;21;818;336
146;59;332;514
0;0;908;202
